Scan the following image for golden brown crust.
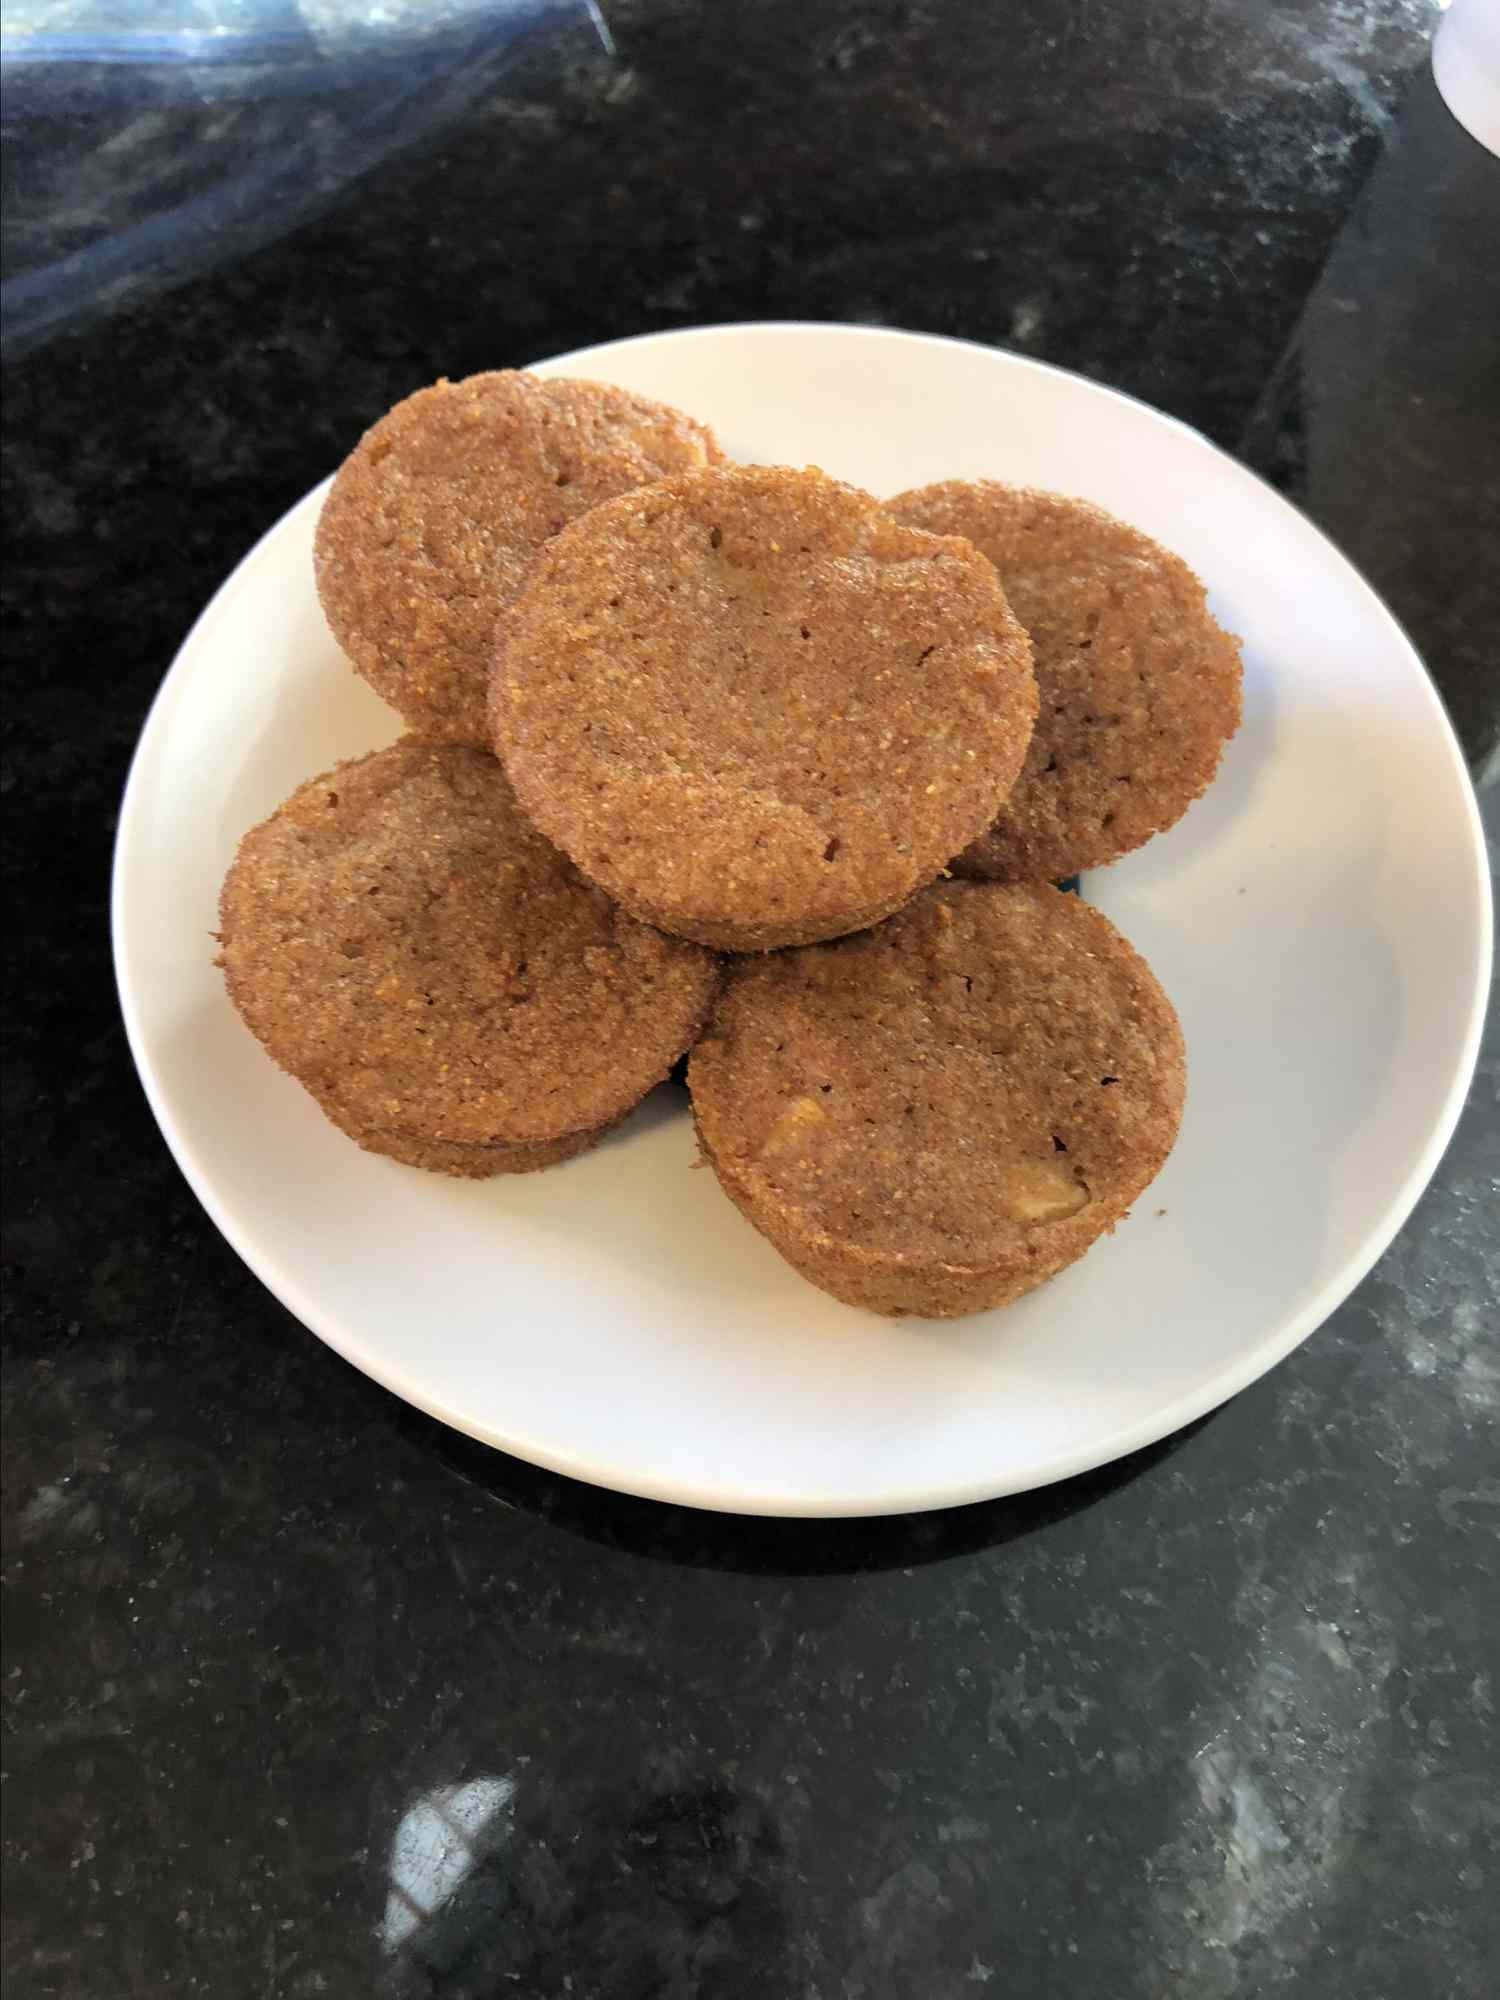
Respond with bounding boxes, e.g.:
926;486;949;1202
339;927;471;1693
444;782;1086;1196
321;1104;615;1179
218;742;719;1169
492;464;1038;951
314;372;724;744
687;880;1184;1316
885;482;1241;881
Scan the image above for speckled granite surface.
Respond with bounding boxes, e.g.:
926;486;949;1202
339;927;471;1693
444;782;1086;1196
2;4;1496;1996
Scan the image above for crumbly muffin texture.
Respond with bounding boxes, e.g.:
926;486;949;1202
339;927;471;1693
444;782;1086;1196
315;371;724;744
226;377;1221;1293
320;1105;615;1180
885;481;1241;881
493;463;1037;950
218;742;719;1165
688;879;1185;1316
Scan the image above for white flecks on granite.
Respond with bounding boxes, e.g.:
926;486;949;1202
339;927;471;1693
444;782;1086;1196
3;3;1494;1995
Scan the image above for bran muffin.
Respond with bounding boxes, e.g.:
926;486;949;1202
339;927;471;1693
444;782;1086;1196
885;482;1241;881
217;742;719;1176
318;1105;615;1180
688;879;1184;1316
492;464;1038;952
314;372;724;744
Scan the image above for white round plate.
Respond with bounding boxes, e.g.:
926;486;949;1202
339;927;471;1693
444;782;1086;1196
113;323;1491;1517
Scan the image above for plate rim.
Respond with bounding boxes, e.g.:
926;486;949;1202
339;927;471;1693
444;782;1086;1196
111;319;1494;1517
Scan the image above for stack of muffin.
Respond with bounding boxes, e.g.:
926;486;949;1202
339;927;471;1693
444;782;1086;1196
218;372;1241;1317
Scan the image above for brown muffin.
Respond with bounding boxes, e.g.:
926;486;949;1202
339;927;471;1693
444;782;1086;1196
492;464;1037;952
688;879;1184;1316
217;742;719;1175
319;1105;614;1180
884;482;1241;881
314;372;724;744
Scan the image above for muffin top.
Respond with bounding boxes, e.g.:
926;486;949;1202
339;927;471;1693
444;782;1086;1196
689;878;1184;1273
315;371;724;743
886;481;1241;880
492;463;1037;950
218;742;719;1147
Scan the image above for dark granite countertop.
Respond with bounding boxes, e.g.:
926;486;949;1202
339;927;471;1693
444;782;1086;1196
3;4;1496;1995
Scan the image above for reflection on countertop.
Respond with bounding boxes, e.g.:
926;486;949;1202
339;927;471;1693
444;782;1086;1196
2;3;1496;1996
